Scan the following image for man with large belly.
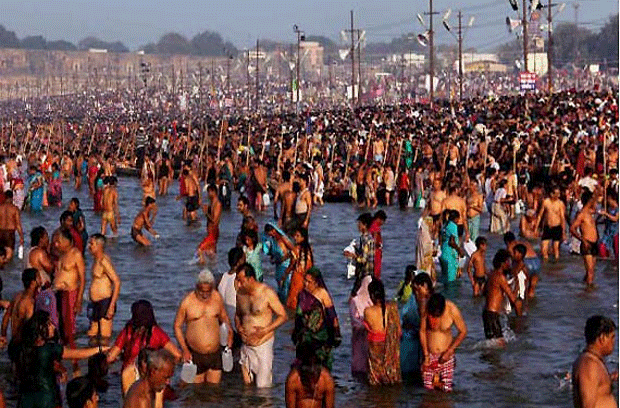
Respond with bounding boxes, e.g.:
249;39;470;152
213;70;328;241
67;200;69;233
235;263;287;388
174;269;233;384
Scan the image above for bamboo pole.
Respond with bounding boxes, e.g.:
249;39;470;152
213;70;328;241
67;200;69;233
260;127;269;161
394;139;404;176
246;125;251;167
216;119;225;163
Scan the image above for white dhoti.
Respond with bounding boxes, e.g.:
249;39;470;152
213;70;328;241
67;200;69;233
490;202;510;235
240;336;274;388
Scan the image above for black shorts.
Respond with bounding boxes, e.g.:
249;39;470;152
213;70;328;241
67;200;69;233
0;229;15;250
482;310;503;339
457;224;465;238
186;195;199;212
580;240;598;257
190;347;222;374
541;225;562;242
87;297;113;322
474;276;487;287
131;227;143;242
356;184;366;203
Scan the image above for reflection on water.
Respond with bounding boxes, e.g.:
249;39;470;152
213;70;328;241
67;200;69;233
0;176;617;407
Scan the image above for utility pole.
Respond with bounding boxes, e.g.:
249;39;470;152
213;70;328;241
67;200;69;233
198;62;203;109
573;2;580;89
211;59;215;97
344;10;357;107
522;0;529;71
246;49;251;109
357;28;362;103
425;0;439;104
256;38;260;108
294;25;304;112
547;1;553;93
458;11;463;100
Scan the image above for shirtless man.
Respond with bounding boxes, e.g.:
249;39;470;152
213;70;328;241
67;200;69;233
197;185;222;263
86;234;121;343
285;347;335;408
572;315;618;408
27;226;54;287
482;249;518;346
131;197;159;246
54;228;86;373
467;237;488;297
536;186;567;260
442;184;469;240
178;169;201;223
235;263;287;388
0;190;24;260
294;174;312;230
466;180;484;242
174;270;234;385
429;179;447;237
273;171;294;228
519;209;539;240
100;177;120;236
570;190;599;286
1;268;38;365
372;137;385;163
123;349;176;408
419;292;467;392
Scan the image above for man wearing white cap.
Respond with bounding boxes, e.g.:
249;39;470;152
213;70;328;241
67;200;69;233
174;269;233;385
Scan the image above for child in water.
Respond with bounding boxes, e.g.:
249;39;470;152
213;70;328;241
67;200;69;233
467;237;488;297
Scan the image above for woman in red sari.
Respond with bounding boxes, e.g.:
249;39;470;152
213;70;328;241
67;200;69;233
283;227;314;310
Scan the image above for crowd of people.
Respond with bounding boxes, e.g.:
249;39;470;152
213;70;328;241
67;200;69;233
0;83;616;408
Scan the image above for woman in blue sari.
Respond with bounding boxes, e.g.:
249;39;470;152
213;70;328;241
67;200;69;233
27;166;45;212
263;222;294;303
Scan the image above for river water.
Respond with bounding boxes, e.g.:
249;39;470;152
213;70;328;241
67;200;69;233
1;176;618;407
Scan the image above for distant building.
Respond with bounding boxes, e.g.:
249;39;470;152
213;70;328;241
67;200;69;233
457;53;507;73
299;41;324;74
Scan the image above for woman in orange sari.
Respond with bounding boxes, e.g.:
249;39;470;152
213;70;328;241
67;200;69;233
283;227;314;310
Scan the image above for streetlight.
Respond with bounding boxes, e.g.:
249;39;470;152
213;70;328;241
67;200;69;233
293;24;305;112
443;10;474;100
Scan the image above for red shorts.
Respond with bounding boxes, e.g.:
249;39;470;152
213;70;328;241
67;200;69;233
422;353;455;392
198;225;219;252
57;290;78;348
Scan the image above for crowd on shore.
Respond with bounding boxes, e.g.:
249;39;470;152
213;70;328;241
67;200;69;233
0;85;616;408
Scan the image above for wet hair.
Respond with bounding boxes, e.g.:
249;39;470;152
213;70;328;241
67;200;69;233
493;249;512;269
503;231;516;244
66;377;96;408
357;212;373;228
296;345;322;396
584;315;617;345
427;293;446;317
581;190;593;206
122;300;157;362
239;263;257;280
147;348;175;371
145;196;156;206
228;246;244;268
373;210;387;221
207;184;217;193
22;268;37;289
368;279;386;321
4;190;12;199
475;236;487;248
448;209;460;222
282;170;291;182
18;311;52;390
60;210;74;224
413;272;434;293
59;228;74;243
513;244;527;257
292;181;301;193
293;227;314;266
238;195;250;207
87;353;109;393
90;233;106;247
70;197;80;208
30;226;47;247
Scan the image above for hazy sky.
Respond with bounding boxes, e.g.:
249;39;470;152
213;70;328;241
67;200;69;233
3;0;616;52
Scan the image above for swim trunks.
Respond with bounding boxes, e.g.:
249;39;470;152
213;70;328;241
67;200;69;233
240;337;274;388
482;310;503;340
101;211;115;224
524;257;541;276
186;195;199;212
88;297;113;322
0;229;15;250
422;353;456;392
541;225;562;242
131;227;143;242
580;240;599;257
198;225;220;253
189;347;223;374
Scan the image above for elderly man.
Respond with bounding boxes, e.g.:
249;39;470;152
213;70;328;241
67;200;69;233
123;349;176;408
174;269;233;385
235;263;287;388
